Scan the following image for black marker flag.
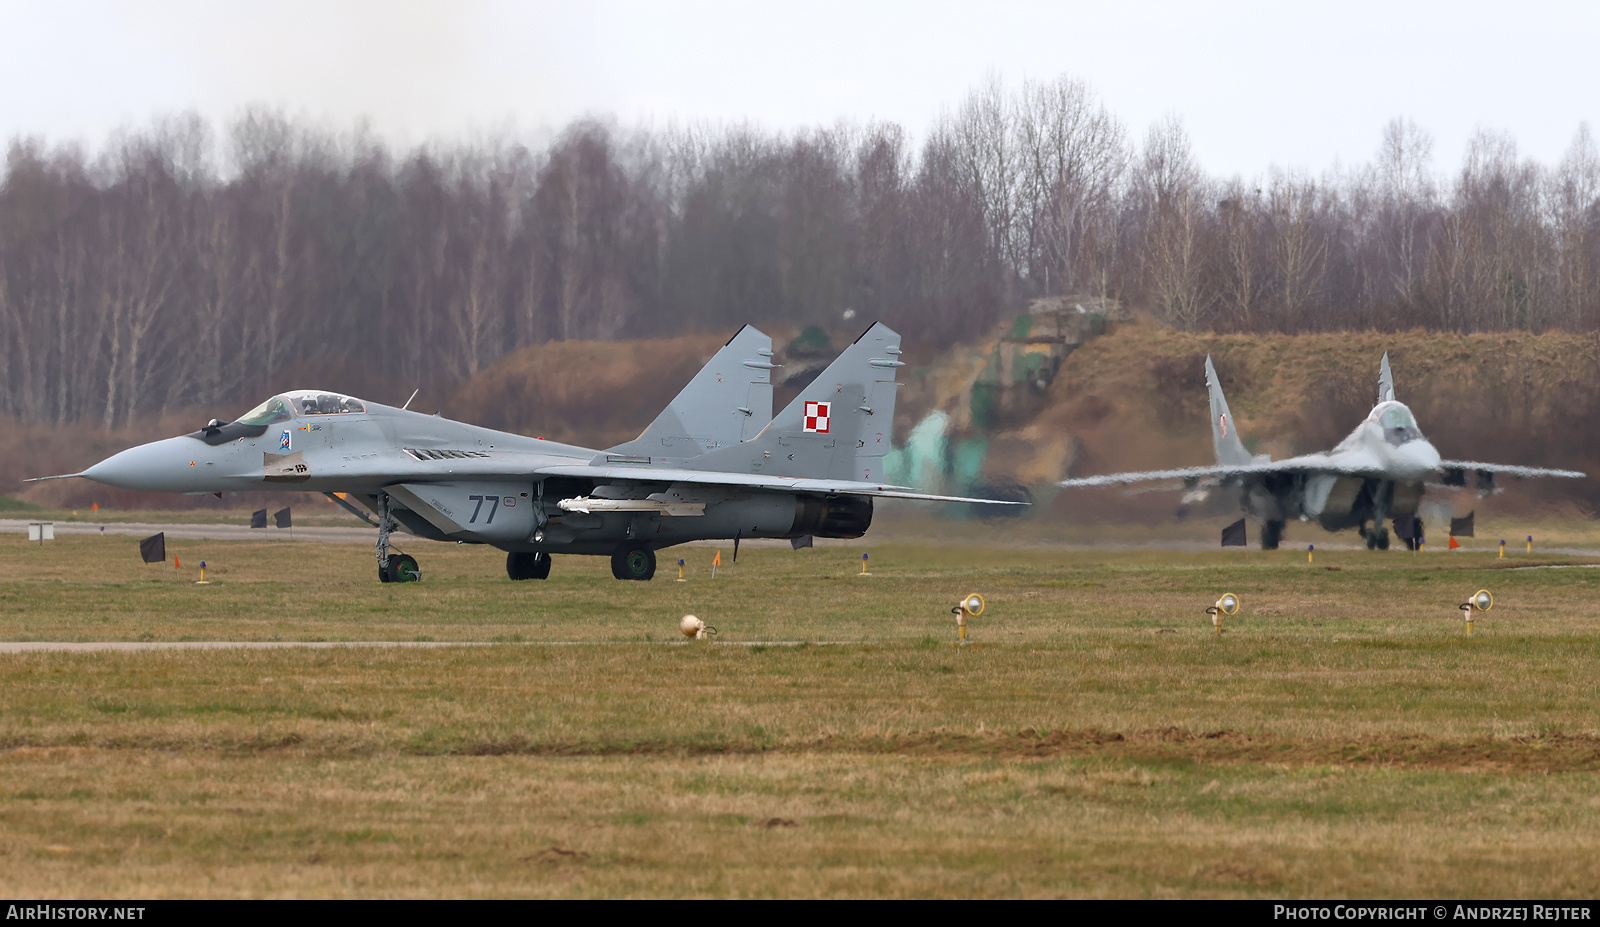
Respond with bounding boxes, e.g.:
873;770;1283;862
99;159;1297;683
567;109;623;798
1220;518;1247;547
139;532;166;564
250;509;267;529
1450;511;1475;538
274;507;292;529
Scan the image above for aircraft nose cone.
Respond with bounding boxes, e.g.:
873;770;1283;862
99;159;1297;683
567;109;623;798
83;437;202;492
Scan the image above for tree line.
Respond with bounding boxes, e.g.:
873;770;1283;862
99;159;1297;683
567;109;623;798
1;74;1597;427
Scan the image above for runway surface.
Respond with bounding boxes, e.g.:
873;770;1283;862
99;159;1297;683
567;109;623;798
0;640;842;653
6;518;1598;556
0;519;818;548
0;518;378;544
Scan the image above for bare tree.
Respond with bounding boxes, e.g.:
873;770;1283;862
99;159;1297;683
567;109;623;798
1217;179;1262;330
1373;117;1436;305
1139;116;1210;329
1267;170;1328;331
952;74;1022;278
1551;123;1600;328
1015;75;1127;296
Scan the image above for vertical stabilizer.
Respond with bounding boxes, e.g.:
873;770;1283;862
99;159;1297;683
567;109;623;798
1377;352;1396;404
685;322;903;482
607;325;775;457
1205;355;1251;466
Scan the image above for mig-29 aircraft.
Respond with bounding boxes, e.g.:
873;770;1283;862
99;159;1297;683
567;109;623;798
1057;353;1584;550
35;323;1020;581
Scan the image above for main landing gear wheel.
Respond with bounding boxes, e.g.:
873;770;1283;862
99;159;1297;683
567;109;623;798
506;551;552;581
1260;520;1285;551
386;553;421;583
1367;526;1391;550
610;545;656;581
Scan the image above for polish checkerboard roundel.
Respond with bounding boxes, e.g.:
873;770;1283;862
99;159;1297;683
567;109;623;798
803;401;831;433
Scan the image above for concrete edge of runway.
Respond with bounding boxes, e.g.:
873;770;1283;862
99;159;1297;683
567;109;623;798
0;640;865;653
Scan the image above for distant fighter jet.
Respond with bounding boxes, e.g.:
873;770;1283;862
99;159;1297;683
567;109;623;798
34;324;1021;582
1057;353;1584;550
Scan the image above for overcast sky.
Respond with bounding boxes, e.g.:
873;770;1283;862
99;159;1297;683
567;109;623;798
1;0;1595;179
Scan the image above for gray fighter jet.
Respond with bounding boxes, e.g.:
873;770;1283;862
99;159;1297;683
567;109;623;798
1057;353;1584;550
35;323;1020;581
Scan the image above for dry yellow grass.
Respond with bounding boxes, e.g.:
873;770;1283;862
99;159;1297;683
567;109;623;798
2;533;1600;897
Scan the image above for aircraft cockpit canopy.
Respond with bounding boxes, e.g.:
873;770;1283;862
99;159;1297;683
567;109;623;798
283;390;367;416
235;396;293;426
1377;403;1424;447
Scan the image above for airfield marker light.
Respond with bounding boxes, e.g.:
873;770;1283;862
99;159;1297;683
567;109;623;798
950;593;985;645
1458;589;1493;636
1500;540;1506;559
196;560;211;585
677;559;686;582
1307;544;1314;564
859;553;871;576
1206;593;1240;634
680;614;717;640
1528;535;1534;554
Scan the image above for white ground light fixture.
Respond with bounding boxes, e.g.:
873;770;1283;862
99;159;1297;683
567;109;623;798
1460;589;1492;636
951;593;985;645
1207;593;1240;634
680;614;717;640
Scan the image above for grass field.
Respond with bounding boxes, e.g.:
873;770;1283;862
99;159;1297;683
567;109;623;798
3;532;1600;898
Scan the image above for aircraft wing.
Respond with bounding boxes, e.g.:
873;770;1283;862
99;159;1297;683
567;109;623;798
1437;460;1586;479
1061;456;1588;487
1058;453;1388;487
532;464;1027;505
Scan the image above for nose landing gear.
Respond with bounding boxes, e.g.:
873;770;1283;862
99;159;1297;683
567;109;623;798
384;553;421;583
375;491;422;582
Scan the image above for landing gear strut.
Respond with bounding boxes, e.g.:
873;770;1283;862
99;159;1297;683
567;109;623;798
1261;519;1285;551
1365;480;1394;551
507;551;552;581
610;544;656;581
375;491;421;583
